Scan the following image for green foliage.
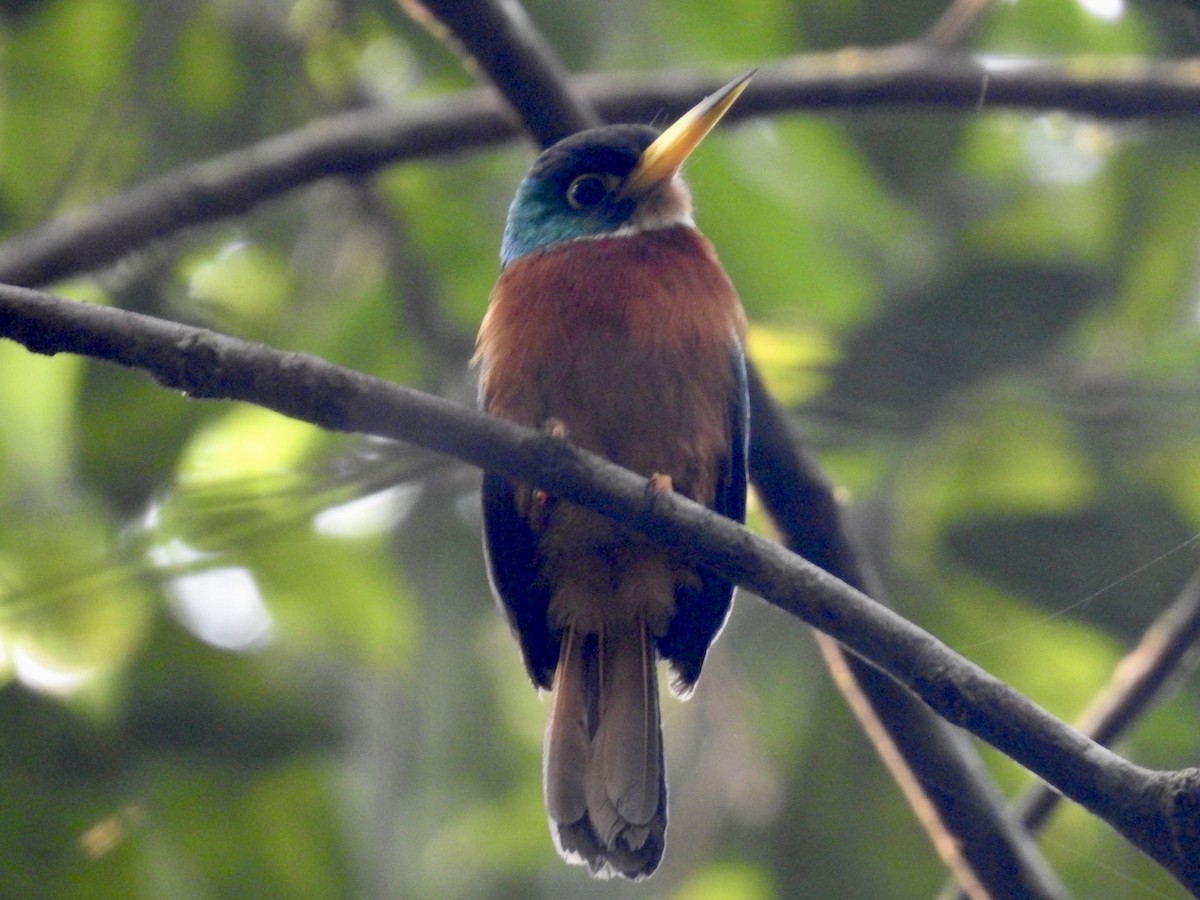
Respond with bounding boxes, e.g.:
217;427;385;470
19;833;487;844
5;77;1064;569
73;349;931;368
1;0;1198;897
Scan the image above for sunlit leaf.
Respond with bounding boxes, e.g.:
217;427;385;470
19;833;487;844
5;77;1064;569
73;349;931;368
671;860;776;900
0;343;83;498
177;407;325;486
746;321;837;406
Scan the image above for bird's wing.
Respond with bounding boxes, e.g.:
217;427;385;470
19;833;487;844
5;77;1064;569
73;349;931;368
658;346;749;692
481;472;559;689
716;345;750;528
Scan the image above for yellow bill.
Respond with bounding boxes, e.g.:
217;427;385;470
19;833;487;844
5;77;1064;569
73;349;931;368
620;69;756;199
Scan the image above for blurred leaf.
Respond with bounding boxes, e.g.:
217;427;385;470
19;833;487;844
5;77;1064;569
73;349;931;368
184;240;296;329
818;263;1107;427
701;118;921;330
77;362;205;513
959;115;1124;263
0;508;151;703
177;407;326;486
672;860;776;900
746;321;837;406
1140;436;1200;524
643;0;799;63
907;393;1097;525
0;0;140;212
945;491;1198;638
169;4;244;119
1110;148;1200;343
0;343;83;498
982;0;1157;54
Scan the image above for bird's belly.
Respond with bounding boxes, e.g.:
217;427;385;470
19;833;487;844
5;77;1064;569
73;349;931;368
477;227;744;638
544;334;728;503
532;336;727;635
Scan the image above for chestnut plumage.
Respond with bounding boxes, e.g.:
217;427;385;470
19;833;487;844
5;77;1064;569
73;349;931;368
476;72;753;879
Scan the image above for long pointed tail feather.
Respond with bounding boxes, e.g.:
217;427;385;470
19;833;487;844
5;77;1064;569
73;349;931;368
544;618;666;879
544;627;591;828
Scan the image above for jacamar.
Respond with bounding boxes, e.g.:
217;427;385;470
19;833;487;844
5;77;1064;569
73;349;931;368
475;72;753;879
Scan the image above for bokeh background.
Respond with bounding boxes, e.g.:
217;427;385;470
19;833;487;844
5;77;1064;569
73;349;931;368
1;0;1199;896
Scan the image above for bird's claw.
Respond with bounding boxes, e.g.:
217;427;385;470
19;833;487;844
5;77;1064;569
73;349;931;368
648;473;674;494
531;419;570;531
542;417;569;441
531;488;553;531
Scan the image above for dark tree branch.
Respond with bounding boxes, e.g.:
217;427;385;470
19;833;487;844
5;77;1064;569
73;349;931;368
402;0;601;141
947;568;1200;898
0;283;1197;893
924;0;1001;49
1017;566;1200;833
747;373;1070;900
8;51;1200;287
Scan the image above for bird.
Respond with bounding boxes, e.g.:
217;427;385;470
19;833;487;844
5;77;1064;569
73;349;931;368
474;71;753;880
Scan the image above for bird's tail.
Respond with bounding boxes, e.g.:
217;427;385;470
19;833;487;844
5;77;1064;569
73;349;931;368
543;616;666;880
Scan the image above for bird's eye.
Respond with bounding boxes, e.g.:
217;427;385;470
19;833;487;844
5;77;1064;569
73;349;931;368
566;174;610;210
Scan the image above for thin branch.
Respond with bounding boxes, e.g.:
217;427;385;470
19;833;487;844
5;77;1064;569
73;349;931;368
746;367;1069;900
947;568;1200;898
401;0;601;142
1016;567;1200;833
815;631;991;900
0;90;507;288
924;0;1001;49
0;283;1197;893
9;51;1200;287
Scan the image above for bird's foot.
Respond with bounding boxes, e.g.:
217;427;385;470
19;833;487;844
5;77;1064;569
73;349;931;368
531;488;554;531
531;419;571;531
647;473;674;494
542;417;569;441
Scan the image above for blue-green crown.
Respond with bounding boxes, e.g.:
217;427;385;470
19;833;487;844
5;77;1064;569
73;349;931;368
500;125;659;268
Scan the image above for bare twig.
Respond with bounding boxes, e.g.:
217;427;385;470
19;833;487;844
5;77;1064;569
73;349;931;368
816;631;991;900
924;0;1000;49
947;569;1200;898
0;283;1197;892
746;367;1068;900
1016;567;1200;833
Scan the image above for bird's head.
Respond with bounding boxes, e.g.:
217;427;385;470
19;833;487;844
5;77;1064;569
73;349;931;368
500;71;754;269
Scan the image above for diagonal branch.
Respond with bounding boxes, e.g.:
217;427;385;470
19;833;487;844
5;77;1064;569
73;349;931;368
747;371;1069;900
1016;566;1200;834
0;283;1197;893
401;0;601;141
946;569;1200;898
924;0;1001;49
